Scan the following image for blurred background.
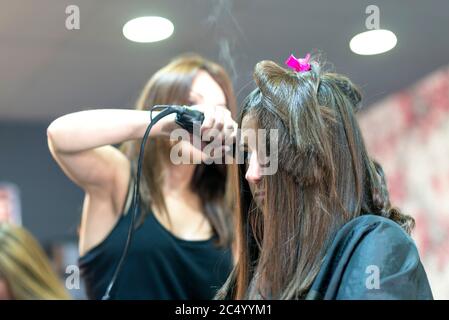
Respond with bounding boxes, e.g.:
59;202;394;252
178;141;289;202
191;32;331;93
0;0;448;299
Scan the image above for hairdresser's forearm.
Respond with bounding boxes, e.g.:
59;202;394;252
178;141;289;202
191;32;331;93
47;109;174;153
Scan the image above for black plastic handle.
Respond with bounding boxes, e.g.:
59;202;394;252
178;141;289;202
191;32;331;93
174;106;205;133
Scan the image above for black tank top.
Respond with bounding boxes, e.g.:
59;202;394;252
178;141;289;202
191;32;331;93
78;186;233;300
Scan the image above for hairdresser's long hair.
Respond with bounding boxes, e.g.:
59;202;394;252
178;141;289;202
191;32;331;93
216;57;414;299
0;223;71;300
121;54;237;247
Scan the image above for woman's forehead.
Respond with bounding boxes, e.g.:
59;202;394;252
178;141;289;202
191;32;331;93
190;71;226;106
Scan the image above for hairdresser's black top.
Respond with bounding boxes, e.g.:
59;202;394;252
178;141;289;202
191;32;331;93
78;186;233;300
306;214;433;300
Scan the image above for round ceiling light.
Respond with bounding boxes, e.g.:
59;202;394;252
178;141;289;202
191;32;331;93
350;29;397;55
123;16;174;43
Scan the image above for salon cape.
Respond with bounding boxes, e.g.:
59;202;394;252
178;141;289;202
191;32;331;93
306;214;433;300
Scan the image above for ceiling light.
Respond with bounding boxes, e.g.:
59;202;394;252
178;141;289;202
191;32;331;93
123;16;174;43
350;29;397;55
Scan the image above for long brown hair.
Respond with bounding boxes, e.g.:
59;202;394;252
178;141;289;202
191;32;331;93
0;223;71;300
121;54;236;247
217;56;414;299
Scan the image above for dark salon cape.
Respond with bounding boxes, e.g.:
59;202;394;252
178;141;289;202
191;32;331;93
306;215;433;300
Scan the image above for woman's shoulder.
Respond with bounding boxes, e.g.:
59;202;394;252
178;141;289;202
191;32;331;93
326;214;432;299
307;214;433;299
341;214;415;249
325;214;418;265
342;214;419;267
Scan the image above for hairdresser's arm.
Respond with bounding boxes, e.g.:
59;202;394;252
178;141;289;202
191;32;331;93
47;105;234;153
47;109;174;153
47;106;235;255
47;105;236;190
47;109;163;255
47;106;235;201
47;109;175;194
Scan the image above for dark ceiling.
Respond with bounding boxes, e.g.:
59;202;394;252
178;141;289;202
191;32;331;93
1;0;448;121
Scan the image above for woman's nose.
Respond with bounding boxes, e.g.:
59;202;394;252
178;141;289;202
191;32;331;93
245;155;263;184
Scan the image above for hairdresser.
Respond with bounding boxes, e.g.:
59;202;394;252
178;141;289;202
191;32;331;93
47;54;237;300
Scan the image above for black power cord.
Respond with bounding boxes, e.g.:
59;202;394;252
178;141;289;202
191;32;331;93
102;105;204;300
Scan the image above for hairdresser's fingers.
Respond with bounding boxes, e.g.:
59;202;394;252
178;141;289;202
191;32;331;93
200;145;229;163
213;107;225;132
226;124;237;146
192;104;235;145
201;105;224;143
221;110;237;145
224;113;237;142
212;107;227;143
198;105;216;134
202;127;221;144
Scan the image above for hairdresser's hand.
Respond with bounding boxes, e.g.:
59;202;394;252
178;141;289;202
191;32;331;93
157;105;236;140
191;104;237;144
166;104;236;162
195;104;237;162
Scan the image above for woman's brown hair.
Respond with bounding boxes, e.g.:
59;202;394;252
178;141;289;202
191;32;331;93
217;56;414;299
121;54;237;247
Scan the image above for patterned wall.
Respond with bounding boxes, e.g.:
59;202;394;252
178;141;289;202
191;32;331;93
358;66;449;299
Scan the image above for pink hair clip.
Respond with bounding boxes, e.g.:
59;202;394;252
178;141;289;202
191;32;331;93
285;53;311;72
